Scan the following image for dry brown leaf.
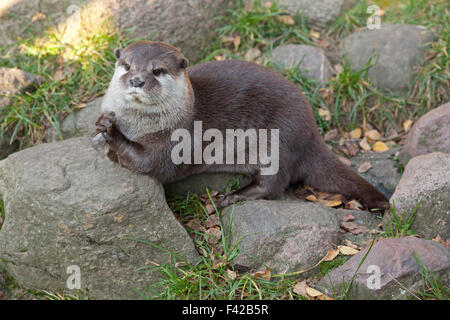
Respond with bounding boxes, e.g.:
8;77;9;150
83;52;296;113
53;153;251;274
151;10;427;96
334;63;344;75
306;287;323;297
350;128;362;139
338;156;351;167
252;268;271;281
344;239;361;250
32;12;46;22
305;194;318;202
403;120;413;132
345;199;363;210
432;234;450;250
341;213;355;222
293;280;308;296
340;221;369;235
214;55;224;61
318;39;331;48
346;141;359;157
233;36;241;51
205;228;222;244
318;108;331;121
318;199;342;207
277;15;295;25
264;1;273;8
372;141;389;152
338;245;359;255
309;30;320;39
358;161;372;173
324;128;338;141
359;137;371;151
244;48;261;61
365;129;382;141
185;219;204;232
323;248;340;262
205;203;216;214
206;214;220;228
226;269;237;280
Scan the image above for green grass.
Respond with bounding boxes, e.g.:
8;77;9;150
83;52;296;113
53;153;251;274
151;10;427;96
413;252;449;300
382;199;420;238
0;17;139;144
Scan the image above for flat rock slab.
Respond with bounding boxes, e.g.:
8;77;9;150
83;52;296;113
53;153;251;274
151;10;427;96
384;152;450;240
317;237;450;300
0;137;199;299
350;148;402;198
221;200;341;274
342;24;435;94
270;44;333;83
399;102;450;165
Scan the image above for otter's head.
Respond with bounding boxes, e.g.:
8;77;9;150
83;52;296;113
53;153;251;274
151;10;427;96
111;41;193;109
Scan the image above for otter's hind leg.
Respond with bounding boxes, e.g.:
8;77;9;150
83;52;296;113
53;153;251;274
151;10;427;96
217;174;285;208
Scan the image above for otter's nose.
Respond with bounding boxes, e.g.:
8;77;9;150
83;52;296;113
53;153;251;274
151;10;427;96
130;77;145;88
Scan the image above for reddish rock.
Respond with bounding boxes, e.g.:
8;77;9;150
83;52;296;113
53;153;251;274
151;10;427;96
317;237;450;300
399;102;450;165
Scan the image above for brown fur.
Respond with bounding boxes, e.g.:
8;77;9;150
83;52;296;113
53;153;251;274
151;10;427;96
96;41;389;210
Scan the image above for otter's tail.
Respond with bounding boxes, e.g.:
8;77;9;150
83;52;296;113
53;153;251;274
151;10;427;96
300;141;389;210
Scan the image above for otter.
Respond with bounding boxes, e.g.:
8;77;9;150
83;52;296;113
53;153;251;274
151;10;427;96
94;40;389;210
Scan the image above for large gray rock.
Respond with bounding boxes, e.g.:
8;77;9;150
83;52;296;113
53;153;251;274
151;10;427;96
399;102;450;165
350;147;402;198
221;200;341;274
384;152;450;240
317;237;450;300
270;44;333;83
274;0;357;29
342;24;435;94
0;0;235;63
46;97;102;142
0;137;199;299
0;67;44;107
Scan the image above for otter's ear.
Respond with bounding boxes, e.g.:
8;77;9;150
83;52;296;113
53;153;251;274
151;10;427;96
114;48;121;60
179;56;189;69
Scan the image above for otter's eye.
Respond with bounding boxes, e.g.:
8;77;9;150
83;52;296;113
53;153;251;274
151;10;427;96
123;63;130;71
153;68;162;76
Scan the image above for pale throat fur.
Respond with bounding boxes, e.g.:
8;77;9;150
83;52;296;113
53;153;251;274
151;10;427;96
101;60;194;141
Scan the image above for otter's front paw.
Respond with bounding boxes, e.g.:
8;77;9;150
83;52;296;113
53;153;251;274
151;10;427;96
95;111;123;150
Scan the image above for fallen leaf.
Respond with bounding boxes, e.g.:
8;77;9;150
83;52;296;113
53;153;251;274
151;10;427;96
318;108;331;121
338;245;359;255
293;280;308;296
205;203;216;214
264;1;273;8
252;268;271;281
226;269;237;280
233;36;241;51
32;12;46;22
334;63;344;75
432;234;450;250
277;15;295;25
205;228;222;244
341;214;355;222
345;199;363;210
306;287;323;297
340;221;369;235
318;39;331;48
318;199;342;207
350;128;362;139
338;156;351;167
344;239;361;250
309;30;320;39
346;141;359;157
323;248;340;262
185;219;204;232
403;119;413;132
244;48;261;61
305;194;318;202
365;129;382;141
372;141;389;152
357;161;372;173
324;128;338;141
206;214;220;228
359;137;371;151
